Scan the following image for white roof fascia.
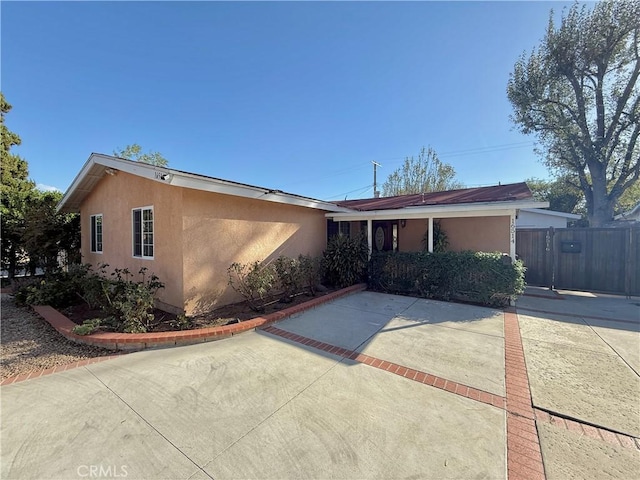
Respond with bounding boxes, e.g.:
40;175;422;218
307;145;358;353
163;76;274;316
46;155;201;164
58;153;351;213
325;200;549;221
166;170;351;212
521;208;581;219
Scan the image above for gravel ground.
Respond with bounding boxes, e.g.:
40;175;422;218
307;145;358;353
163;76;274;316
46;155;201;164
1;293;115;380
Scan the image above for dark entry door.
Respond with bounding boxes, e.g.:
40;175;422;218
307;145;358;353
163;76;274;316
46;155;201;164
372;221;398;252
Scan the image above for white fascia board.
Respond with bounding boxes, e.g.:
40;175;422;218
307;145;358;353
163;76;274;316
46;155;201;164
166;171;350;212
325;200;549;221
58;153;350;213
521;208;581;219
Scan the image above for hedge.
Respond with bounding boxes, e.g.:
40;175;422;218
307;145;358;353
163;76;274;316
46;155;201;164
368;251;525;307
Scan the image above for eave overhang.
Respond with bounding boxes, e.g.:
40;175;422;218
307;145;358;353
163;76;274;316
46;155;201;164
325;200;550;221
57;153;352;214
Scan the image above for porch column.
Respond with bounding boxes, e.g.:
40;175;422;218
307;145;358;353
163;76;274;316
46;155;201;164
428;217;434;253
510;211;517;260
367;219;373;258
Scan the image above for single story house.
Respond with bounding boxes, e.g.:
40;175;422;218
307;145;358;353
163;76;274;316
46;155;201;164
58;154;546;315
515;208;581;229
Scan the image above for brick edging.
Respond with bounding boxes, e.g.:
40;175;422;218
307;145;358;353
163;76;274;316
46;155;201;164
262;325;506;409
533;408;640;451
0;355;123;386
31;284;367;351
504;308;546;480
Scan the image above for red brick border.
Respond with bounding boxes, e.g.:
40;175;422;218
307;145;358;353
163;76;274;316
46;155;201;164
1;285;367;386
0;354;124;386
262;325;507;410
28;283;367;351
504;308;546;480
534;409;640;451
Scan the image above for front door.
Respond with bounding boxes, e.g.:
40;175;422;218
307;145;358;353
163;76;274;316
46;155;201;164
372;221;398;252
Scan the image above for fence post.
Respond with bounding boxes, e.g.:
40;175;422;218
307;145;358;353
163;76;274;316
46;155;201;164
547;227;555;290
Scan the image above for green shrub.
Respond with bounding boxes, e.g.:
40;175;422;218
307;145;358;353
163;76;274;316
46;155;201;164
369;251;525;307
298;254;323;295
227;261;276;312
422;220;449;253
14;265;89;308
274;256;303;302
323;232;369;288
16;263;165;334
100;267;164;333
72;318;102;336
170;314;194;331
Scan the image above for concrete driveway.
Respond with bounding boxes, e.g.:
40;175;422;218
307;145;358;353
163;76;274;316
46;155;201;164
1;289;639;479
515;288;640;479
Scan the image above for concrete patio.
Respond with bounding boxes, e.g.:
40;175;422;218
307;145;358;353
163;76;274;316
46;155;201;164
1;289;638;479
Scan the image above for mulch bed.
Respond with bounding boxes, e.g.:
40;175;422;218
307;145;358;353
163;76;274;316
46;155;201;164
62;289;337;333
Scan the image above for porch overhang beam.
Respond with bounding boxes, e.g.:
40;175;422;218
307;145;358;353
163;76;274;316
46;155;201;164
325;200;548;222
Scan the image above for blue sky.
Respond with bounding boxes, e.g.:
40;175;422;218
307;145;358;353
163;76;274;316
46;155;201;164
2;1;578;201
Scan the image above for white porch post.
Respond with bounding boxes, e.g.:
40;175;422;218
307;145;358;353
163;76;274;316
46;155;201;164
367;219;373;258
510;211;517;260
428;217;434;253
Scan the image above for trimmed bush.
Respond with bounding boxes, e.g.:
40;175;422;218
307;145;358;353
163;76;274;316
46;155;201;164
298;254;323;296
227;261;276;312
16;263;165;333
274;256;303;302
369;251;525;307
323;233;369;288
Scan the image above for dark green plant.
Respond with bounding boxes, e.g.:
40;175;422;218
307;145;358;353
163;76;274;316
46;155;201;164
100;267;164;333
323;232;369;288
298;254;323;296
15;263;165;334
227;261;276;312
422;220;449;253
369;250;525;307
170;314;194;331
72;318;102;336
273;256;303;302
14;265;89;308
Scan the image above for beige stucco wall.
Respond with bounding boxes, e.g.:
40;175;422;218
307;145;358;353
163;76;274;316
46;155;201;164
353;217;510;254
399;219;427;252
440;216;510;253
80;172;184;312
181;190;328;315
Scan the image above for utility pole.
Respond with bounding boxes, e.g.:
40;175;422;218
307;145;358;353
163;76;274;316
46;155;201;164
372;161;381;198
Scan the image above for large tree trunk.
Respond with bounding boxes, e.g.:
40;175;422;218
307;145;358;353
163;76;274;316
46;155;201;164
589;171;615;226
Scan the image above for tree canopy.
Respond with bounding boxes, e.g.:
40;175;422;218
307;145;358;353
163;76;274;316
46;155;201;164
508;0;639;226
526;176;583;215
113;143;169;167
1;93;80;277
1;93;35;277
381;147;463;197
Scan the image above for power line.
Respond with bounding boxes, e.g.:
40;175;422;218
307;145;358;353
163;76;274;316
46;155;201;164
323;184;373;201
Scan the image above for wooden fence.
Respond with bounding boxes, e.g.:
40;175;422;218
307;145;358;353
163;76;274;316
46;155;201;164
516;227;640;296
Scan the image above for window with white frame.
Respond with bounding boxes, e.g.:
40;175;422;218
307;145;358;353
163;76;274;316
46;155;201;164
132;207;154;258
90;214;103;253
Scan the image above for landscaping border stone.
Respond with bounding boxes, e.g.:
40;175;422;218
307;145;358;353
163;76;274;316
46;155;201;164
31;283;367;351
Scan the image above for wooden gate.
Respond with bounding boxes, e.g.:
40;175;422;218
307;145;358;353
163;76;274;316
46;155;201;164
516;227;640;295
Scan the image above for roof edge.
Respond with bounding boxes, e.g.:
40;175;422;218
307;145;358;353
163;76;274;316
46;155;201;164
57;153;351;213
325;200;549;220
521;208;582;219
